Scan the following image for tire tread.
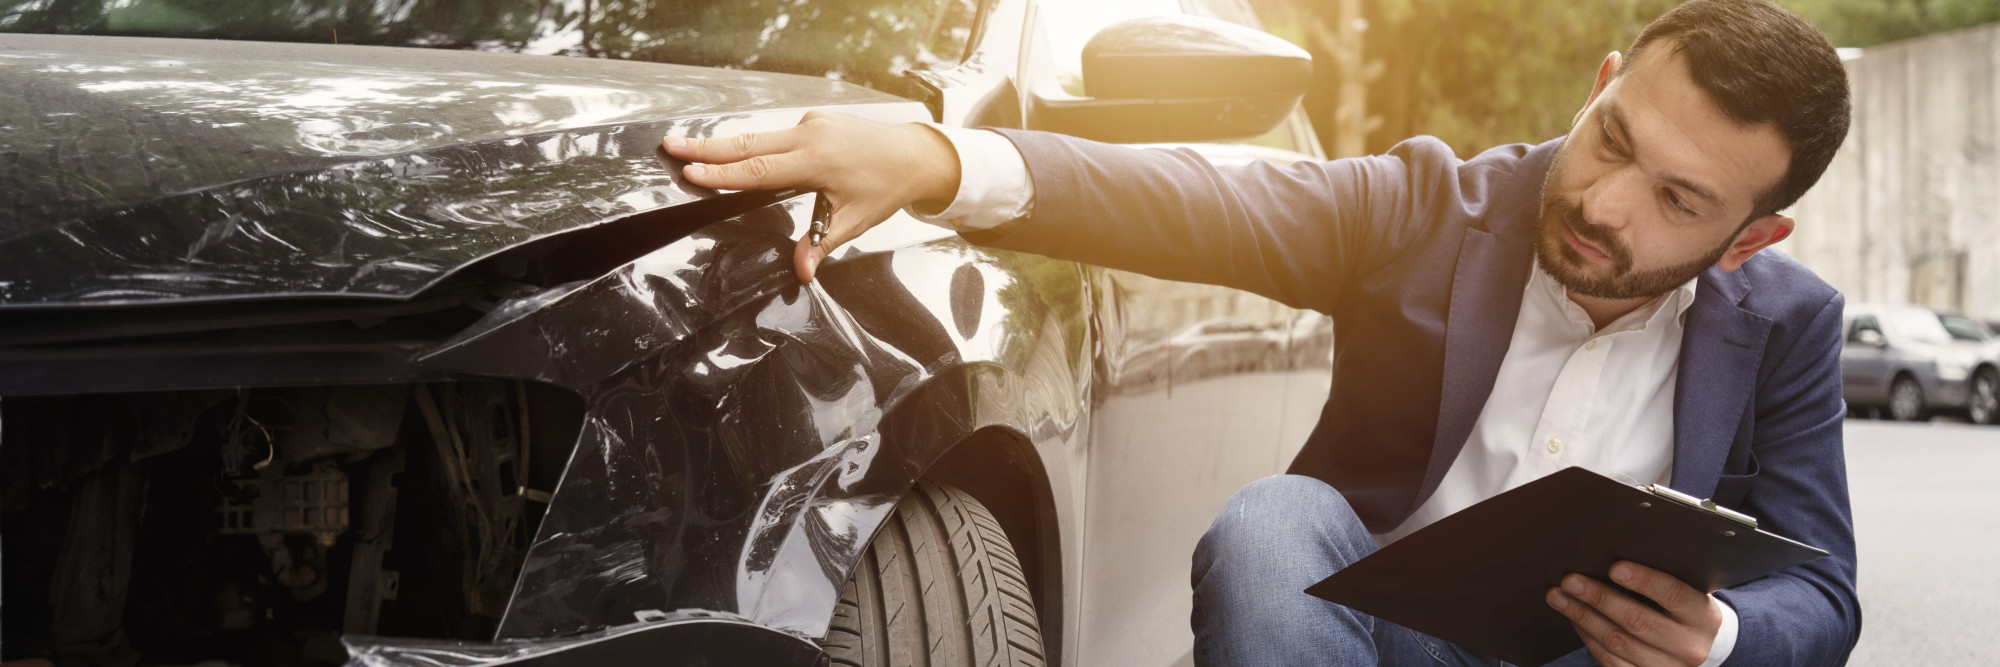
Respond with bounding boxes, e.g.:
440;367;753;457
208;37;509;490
821;480;1045;667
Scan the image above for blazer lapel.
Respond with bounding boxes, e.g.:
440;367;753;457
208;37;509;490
1669;266;1774;497
1413;138;1559;510
1421;226;1535;502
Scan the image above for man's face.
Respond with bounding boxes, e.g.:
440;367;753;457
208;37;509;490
1537;45;1793;300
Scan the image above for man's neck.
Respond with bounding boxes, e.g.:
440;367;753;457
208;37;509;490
1566;291;1653;331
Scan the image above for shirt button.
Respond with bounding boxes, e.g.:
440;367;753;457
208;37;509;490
1584;340;1598;351
1547;438;1564;454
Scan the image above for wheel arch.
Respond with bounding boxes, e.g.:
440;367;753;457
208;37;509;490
423;218;1096;648
1887;368;1928;414
916;425;1068;667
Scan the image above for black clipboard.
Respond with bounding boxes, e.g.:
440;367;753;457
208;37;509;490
1304;466;1828;666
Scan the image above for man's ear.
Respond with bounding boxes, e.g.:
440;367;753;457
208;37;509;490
1573;52;1623;127
1717;213;1795;272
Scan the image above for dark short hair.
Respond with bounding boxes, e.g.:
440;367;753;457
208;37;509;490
1620;0;1851;220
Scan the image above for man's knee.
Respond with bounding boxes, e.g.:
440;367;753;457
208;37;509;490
1195;474;1363;570
1213;474;1350;531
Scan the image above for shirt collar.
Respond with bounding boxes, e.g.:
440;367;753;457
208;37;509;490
1529;259;1701;336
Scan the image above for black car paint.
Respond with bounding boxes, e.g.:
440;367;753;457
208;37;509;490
0;35;912;306
0;4;1329;665
1;28;1083;665
415;199;1089;642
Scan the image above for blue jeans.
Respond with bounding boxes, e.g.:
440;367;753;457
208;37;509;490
1191;475;1599;666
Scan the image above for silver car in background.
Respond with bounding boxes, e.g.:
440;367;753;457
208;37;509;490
1841;303;1990;422
1938;313;2000;424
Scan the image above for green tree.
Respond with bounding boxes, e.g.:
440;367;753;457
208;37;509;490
1782;0;2000;47
1347;0;1678;157
1266;0;2000;158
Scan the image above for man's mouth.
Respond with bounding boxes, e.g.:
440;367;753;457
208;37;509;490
1559;222;1611;262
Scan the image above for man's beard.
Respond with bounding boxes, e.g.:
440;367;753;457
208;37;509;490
1534;178;1732;300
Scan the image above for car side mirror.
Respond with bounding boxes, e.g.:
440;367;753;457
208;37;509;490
1854;329;1886;347
1030;15;1312;144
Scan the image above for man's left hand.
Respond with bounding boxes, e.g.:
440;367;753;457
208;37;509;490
1547;560;1723;666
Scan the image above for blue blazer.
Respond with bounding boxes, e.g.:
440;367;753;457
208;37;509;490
970;130;1859;666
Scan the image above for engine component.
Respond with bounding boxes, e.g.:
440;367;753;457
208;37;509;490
279;386;410;463
413;382;530;620
49;459;149;665
344;447;404;634
215;465;350;547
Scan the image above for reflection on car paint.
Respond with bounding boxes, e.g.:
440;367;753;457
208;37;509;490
0;35;924;306
420;200;1089;640
0;1;1343;663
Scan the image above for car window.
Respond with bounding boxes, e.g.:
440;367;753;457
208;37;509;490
0;0;984;99
1941;315;1993;342
1241;109;1320;157
1848;315;1881;343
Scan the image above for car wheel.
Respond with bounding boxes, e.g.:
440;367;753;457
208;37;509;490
1889;376;1927;422
822;479;1046;667
1970;369;2000;426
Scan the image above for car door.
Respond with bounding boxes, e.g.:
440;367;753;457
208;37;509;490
913;0;1330;661
1071;129;1330;665
1080;268;1318;667
1842;313;1891;404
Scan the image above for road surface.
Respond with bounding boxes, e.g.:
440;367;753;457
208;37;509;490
1843;418;2000;665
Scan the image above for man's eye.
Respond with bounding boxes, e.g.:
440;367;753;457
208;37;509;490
1667;190;1695;216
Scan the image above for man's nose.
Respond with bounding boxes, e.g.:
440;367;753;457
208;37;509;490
1580;167;1647;231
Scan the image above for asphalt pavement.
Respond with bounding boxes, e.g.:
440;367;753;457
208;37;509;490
1843;417;2000;665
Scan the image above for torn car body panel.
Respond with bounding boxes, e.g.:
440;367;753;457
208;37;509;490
421;200;1090;639
0;0;1333;663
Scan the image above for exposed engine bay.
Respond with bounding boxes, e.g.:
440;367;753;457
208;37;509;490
2;381;584;665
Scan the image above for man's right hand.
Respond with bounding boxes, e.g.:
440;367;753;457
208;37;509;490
660;110;962;283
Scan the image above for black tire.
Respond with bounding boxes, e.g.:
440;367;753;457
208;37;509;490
822;480;1046;667
1970;368;1999;426
1889;375;1927;422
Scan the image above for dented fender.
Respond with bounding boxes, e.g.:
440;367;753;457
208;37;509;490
418;197;1092;642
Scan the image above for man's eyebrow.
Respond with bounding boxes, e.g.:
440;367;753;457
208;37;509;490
1602;102;1726;211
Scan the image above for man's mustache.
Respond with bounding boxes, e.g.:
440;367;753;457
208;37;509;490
1551;198;1634;273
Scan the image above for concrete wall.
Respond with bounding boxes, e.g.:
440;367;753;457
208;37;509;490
1779;22;2000;319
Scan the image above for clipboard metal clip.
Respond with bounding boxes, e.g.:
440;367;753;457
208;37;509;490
1643;484;1759;529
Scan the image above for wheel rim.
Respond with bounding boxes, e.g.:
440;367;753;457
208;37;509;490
1972;373;1999;424
1892;380;1922;421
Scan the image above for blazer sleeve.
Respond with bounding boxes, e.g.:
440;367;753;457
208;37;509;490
963;129;1468;314
1716;292;1862;666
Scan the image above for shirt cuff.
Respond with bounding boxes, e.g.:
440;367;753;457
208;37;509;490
906;123;1034;232
1696;596;1740;667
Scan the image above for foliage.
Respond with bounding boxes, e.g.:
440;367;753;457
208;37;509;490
1270;0;2000;158
1783;0;2000;47
1350;0;1677;157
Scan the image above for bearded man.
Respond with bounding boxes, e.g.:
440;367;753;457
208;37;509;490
660;0;1858;664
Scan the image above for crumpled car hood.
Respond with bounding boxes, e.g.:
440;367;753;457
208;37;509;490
0;34;924;307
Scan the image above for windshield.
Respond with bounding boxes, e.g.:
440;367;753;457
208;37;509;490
1884;307;1954;345
1941;314;1995;342
0;0;980;98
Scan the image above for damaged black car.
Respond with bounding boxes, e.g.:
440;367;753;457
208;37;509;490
0;0;1332;664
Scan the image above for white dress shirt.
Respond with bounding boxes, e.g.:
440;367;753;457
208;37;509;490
905;125;1737;666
